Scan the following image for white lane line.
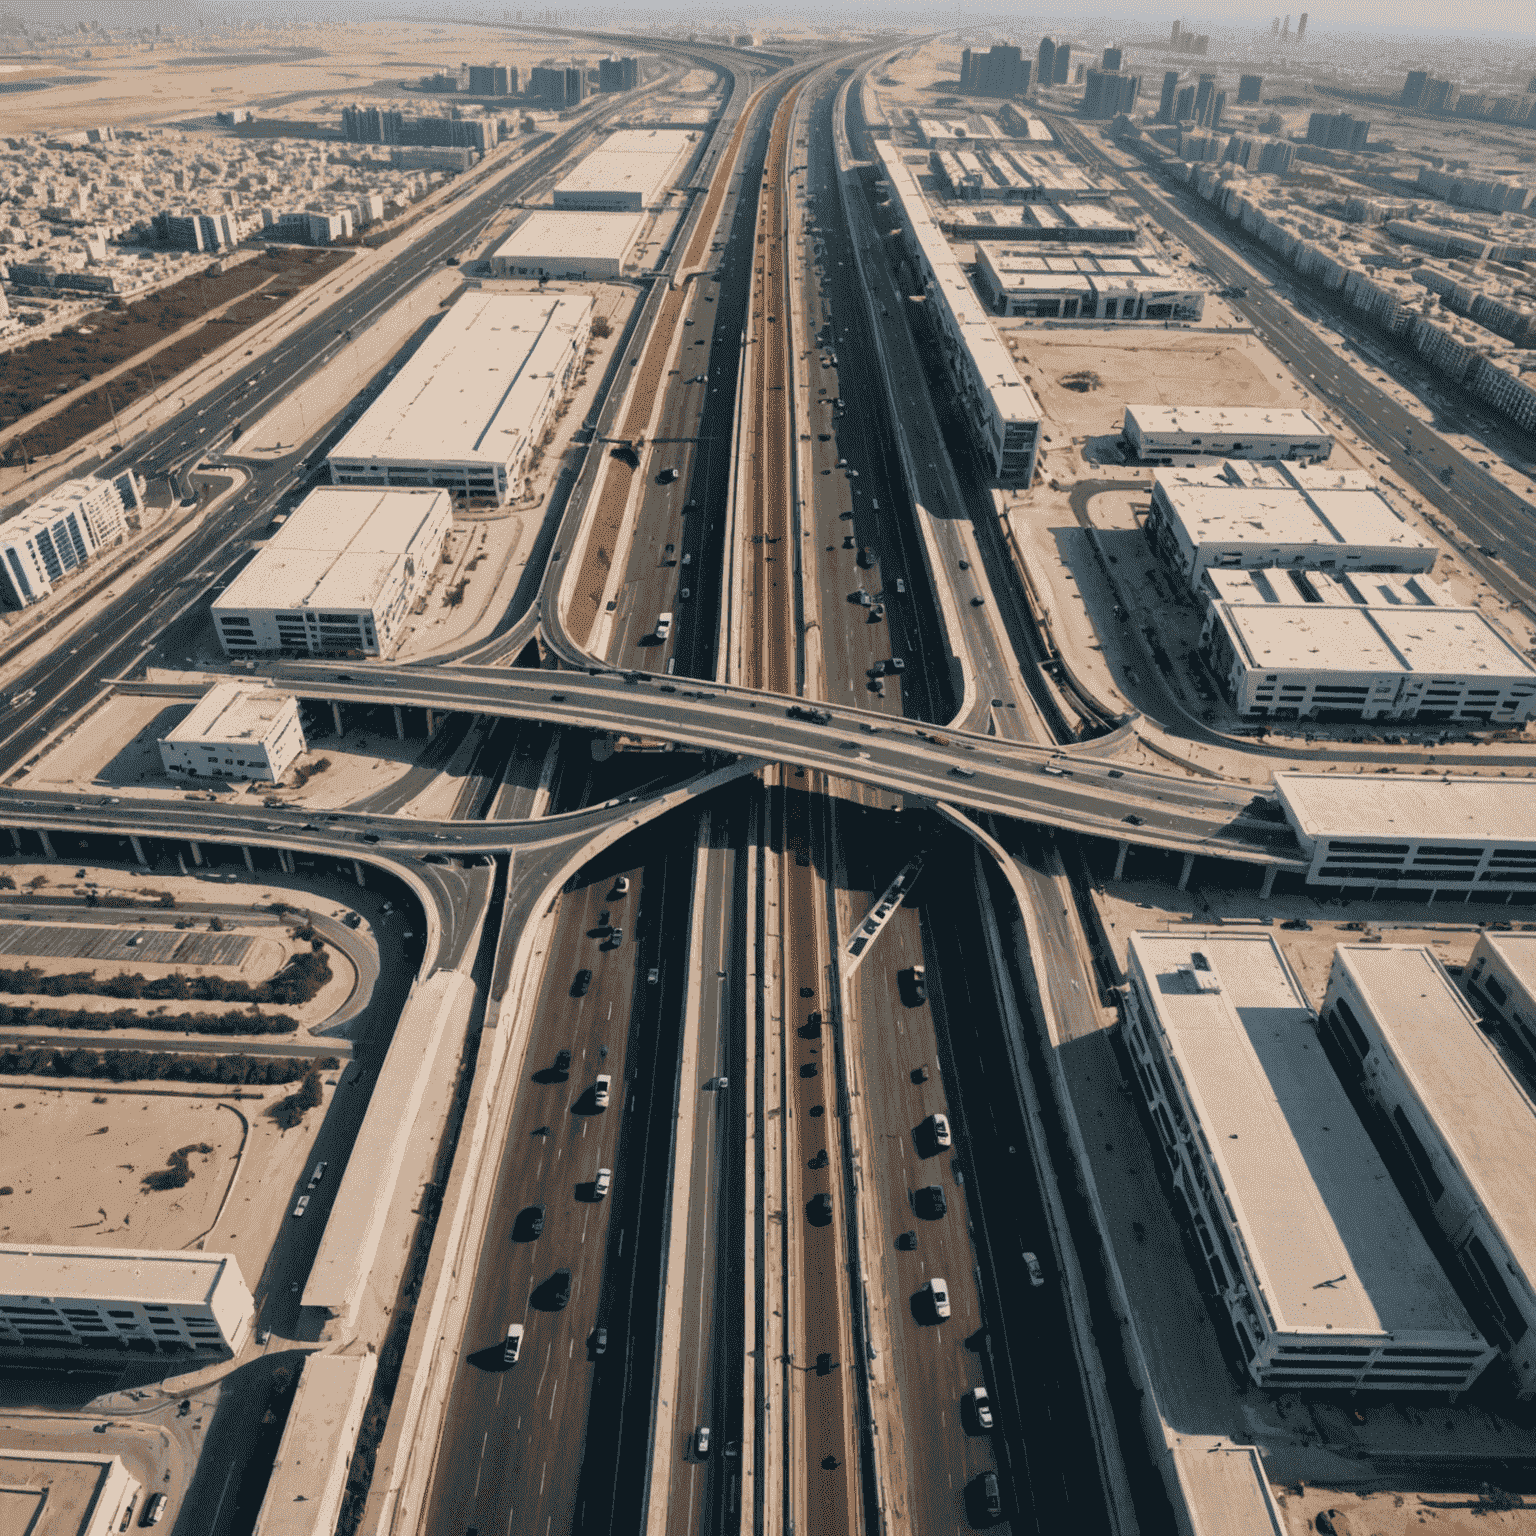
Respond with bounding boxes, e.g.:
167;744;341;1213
548;1379;559;1421
473;1430;489;1497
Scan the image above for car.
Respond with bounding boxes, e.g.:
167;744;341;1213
594;1326;608;1355
141;1493;168;1527
926;1277;951;1320
889;657;905;672
358;832;379;844
594;1074;611;1109
694;1426;711;1458
857;546;876;569
657;467;679;483
572;970;593;997
1122;814;1145;826
970;1386;994;1430
612;876;631;896
647;967;660;984
1023;1251;1045;1288
787;704;833;726
970;595;985;607
551;1268;572;1309
654;612;673;641
292;1195;310;1218
894;577;907;594
554;1049;573;1075
927;1113;952;1149
912;1064;930;1084
257;1328;271;1346
810;1191;833;1223
896;1229;917;1251
907;964;927;1003
917;1184;947;1219
504;1322;524;1364
594;1167;612;1199
978;1470;1001;1521
948;766;976;779
308;1161;328;1188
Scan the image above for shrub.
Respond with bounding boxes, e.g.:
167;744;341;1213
269;1067;323;1130
0;1045;336;1085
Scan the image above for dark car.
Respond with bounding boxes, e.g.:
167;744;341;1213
572;969;593;997
551;1268;572;1309
857;546;876;569
593;1326;608;1356
916;1184;947;1220
912;1064;930;1084
554;1049;573;1075
517;1203;545;1240
896;1229;917;1251
657;467;679;484
809;1191;833;1225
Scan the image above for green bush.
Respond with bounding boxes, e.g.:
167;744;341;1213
0;1045;337;1085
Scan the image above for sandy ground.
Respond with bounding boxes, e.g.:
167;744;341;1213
1276;1484;1536;1534
0;1088;245;1251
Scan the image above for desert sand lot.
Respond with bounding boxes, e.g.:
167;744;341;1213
0;23;603;136
1278;1484;1536;1534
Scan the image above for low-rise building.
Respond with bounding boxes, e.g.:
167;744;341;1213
1275;772;1536;894
328;291;592;503
974;243;1204;319
0;473;137;609
552;128;696;210
0;1245;254;1358
1146;458;1434;592
490;209;646;280
0;1449;141;1536
1320;945;1536;1395
1464;932;1536;1061
1125;404;1333;462
158;683;307;782
212;486;451;658
876;141;1041;486
1122;930;1494;1391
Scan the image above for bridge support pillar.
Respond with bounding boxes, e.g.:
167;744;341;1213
1177;851;1194;892
282;850;296;874
38;830;55;860
243;846;255;872
129;835;147;867
188;840;203;867
353;860;366;887
1259;865;1277;900
1113;841;1128;880
177;852;188;877
332;701;344;737
393;705;405;740
9;828;21;853
425;709;437;736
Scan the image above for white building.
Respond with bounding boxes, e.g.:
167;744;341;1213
1123;931;1494;1392
0;473;138;610
1199;568;1536;721
1125;405;1333;462
1275;772;1536;894
974;243;1205;320
212;486;451;658
158;683;307;782
552;128;696;210
0;1245;254;1358
1321;944;1536;1395
1465;932;1536;1062
1147;458;1436;593
491;209;646;280
327;291;593;504
0;1449;141;1536
876;141;1042;486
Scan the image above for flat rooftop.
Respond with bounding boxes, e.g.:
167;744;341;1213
164;682;294;745
1131;405;1330;438
554;128;694;202
979;245;1178;277
0;1245;236;1305
1336;944;1536;1305
1204;568;1452;608
1129;931;1483;1341
1155;462;1433;555
328;292;593;469
493;208;645;262
1216;602;1536;678
215;487;447;614
1276;772;1536;845
0;1450;124;1535
1480;932;1536;999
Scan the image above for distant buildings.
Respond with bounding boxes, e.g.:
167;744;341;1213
1237;73;1263;104
341;106;497;154
1037;36;1055;89
153;208;238;252
158;682;307;782
1156;70;1180;122
1101;46;1122;71
0;473;139;610
467;63;514;96
1168;20;1210;54
1082;68;1140;120
598;56;639;92
959;44;1031;98
1307;111;1371;151
530;62;588;109
1399;69;1535;125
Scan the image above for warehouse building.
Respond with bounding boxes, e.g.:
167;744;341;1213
552;128;697;210
973;243;1204;319
942;200;1139;243
0;1245;253;1358
0;472;140;610
877;141;1042;486
490;209;647;280
1275;773;1536;894
0;1449;141;1536
1147;458;1436;592
1464;932;1536;1062
1199;578;1536;721
327;291;593;503
1320;944;1536;1395
158;682;307;783
212;486;451;658
1124;404;1333;462
1123;931;1494;1392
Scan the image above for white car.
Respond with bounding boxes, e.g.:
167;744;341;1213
970;1386;994;1430
927;1277;951;1320
503;1322;524;1364
654;611;673;641
694;1425;711;1458
291;1195;310;1219
927;1113;952;1149
594;1167;612;1200
1023;1251;1045;1288
594;1074;611;1109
